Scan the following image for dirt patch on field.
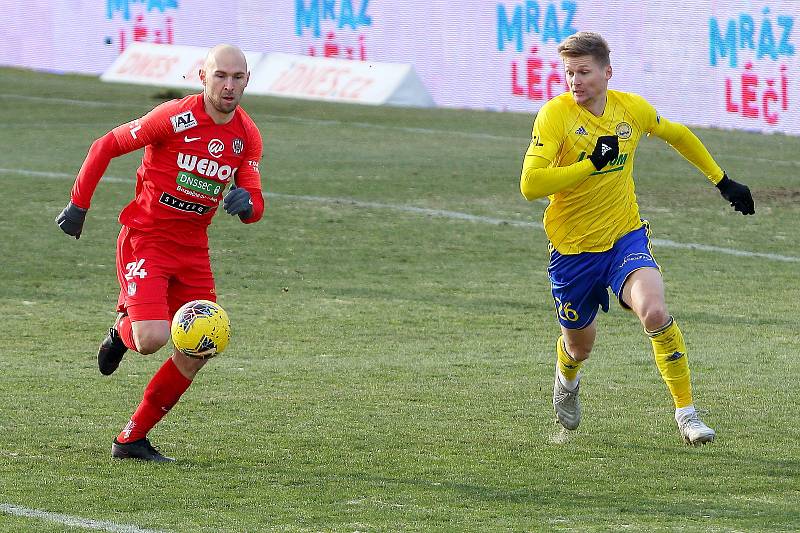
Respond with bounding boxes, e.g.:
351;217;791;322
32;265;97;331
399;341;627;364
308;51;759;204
755;187;800;207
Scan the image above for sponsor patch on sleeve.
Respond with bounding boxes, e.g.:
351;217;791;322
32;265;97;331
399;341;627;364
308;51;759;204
170;111;198;133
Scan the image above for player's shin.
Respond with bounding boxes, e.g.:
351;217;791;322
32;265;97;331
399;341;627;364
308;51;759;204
116;357;192;443
647;316;692;408
556;335;583;390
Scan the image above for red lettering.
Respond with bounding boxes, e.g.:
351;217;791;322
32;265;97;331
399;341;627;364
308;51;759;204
546;61;563;100
183;59;204;83
725;78;739;113
780;65;788;111
324;32;340;58
311;67;344;96
741;63;758;118
526;47;543;100
763;81;779;125
340;77;373;99
510;61;524;96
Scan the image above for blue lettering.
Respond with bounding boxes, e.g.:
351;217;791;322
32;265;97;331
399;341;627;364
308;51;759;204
777;16;795;56
561;1;578;39
323;0;335;20
709;17;737;67
339;0;356;29
542;3;561;43
757;10;778;60
146;0;176;11
296;0;321;37
106;0;177;20
359;0;372;26
295;0;370;35
525;1;540;34
497;4;524;52
497;1;578;52
739;14;755;49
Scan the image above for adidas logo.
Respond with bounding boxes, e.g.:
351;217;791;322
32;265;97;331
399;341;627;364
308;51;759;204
666;351;685;362
575;126;588;135
601;144;611;155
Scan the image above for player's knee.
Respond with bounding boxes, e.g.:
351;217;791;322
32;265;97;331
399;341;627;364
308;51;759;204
564;340;593;360
134;329;170;354
639;305;670;332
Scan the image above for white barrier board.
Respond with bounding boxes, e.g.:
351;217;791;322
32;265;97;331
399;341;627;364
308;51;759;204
247;52;434;107
100;42;262;90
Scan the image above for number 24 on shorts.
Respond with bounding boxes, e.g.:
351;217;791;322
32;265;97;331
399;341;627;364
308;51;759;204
554;297;580;322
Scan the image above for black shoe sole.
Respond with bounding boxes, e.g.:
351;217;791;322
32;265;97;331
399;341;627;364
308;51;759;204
111;439;175;462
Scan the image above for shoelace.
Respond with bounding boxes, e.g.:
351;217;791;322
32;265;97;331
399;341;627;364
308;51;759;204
679;413;710;432
554;386;578;405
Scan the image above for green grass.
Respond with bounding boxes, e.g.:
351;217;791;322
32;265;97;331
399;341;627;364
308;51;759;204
1;67;799;532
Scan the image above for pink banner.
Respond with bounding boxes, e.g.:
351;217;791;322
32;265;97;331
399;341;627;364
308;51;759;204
1;1;798;134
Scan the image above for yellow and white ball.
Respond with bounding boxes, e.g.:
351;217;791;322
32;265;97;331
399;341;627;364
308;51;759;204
171;300;231;359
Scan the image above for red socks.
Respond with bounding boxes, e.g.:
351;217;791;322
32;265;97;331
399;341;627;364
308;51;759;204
116;357;192;443
116;314;137;352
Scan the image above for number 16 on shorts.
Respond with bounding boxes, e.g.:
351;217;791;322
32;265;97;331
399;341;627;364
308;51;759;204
554;297;580;323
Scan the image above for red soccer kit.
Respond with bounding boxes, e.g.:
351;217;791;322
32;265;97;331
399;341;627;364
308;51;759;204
70;94;264;321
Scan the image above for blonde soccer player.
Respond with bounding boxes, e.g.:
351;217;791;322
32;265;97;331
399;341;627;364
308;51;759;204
520;31;754;444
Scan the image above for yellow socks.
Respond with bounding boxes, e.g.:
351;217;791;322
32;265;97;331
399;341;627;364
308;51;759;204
556;335;582;389
647;316;693;408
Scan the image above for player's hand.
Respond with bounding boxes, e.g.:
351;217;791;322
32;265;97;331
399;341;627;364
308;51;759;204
223;186;253;219
588;135;619;171
55;201;87;239
716;174;755;215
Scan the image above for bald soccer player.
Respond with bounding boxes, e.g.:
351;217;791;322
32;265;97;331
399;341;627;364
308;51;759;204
56;44;264;461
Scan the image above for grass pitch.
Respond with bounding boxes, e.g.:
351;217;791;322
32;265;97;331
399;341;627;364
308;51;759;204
0;68;799;532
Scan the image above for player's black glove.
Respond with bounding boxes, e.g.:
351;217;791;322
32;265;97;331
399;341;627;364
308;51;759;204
223;186;253;219
716;174;755;215
588;135;619;171
55;201;87;239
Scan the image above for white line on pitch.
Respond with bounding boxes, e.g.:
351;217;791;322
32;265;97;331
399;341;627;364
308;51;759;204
2;93;800;167
3;166;798;263
0;503;169;533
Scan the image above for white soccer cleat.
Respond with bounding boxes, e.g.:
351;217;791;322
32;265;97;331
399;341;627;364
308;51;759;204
677;411;716;445
553;369;581;430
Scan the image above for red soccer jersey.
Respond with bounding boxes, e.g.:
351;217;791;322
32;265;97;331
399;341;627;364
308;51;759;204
72;93;263;247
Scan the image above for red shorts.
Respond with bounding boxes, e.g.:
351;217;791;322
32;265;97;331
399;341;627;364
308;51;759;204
115;226;216;322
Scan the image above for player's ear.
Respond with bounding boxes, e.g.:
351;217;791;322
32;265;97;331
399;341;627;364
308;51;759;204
244;71;250;87
199;68;206;86
605;64;612;81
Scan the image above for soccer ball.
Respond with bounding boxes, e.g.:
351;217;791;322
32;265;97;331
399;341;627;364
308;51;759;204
170;300;231;359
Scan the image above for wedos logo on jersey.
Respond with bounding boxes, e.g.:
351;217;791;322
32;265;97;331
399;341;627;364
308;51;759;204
207;139;224;158
170;111;198;133
176;153;236;181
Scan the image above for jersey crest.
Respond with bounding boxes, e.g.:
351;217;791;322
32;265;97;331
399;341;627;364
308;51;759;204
615;122;633;139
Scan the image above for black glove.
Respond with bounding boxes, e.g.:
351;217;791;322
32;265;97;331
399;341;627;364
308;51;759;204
223;186;253;219
716;174;755;215
588;135;619;171
55;201;87;239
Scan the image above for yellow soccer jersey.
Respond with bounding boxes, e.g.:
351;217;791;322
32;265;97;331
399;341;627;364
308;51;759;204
521;89;724;254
